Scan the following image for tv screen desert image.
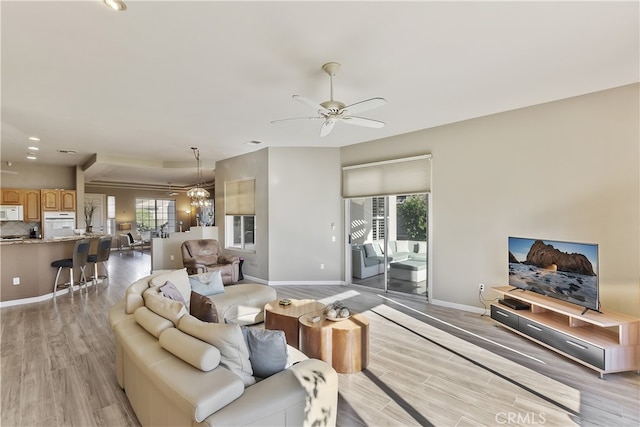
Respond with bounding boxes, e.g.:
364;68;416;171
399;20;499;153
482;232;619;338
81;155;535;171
508;237;599;310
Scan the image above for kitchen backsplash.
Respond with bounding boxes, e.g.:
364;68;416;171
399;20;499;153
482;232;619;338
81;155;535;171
0;221;40;238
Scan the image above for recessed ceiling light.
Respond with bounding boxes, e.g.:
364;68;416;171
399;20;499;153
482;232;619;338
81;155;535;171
28;136;40;141
104;0;127;11
26;153;37;160
28;146;39;151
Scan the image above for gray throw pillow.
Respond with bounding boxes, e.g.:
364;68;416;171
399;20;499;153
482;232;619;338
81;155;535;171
159;280;187;307
241;327;288;379
190;291;218;323
188;270;225;296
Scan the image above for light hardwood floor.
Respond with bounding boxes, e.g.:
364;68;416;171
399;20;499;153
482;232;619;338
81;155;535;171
1;250;638;426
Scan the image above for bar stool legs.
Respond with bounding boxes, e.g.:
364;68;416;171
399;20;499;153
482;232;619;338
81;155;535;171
51;239;91;298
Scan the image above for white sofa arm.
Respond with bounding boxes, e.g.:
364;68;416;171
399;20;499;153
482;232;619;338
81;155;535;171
204;359;338;427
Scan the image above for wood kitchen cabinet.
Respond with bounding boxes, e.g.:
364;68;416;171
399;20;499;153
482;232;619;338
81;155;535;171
23;189;41;221
41;189;76;211
1;188;23;205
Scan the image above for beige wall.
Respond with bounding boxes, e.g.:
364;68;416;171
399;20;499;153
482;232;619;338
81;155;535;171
0;163;75;189
341;84;640;316
84;186;193;232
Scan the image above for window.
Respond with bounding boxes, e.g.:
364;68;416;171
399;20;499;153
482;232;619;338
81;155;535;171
225;215;255;250
224;178;256;251
135;198;176;233
371;197;385;241
106;195;116;236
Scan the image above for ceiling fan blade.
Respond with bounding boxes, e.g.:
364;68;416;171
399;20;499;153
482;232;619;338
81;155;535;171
342;97;386;115
320;119;336;137
341;116;385;128
293;95;327;112
271;116;324;124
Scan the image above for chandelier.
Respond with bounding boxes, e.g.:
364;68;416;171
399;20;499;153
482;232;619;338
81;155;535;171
187;147;211;207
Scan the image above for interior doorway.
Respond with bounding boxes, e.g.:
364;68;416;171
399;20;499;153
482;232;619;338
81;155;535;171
347;194;429;298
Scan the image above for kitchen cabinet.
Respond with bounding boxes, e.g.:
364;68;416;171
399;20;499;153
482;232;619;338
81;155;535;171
41;189;76;212
23;190;41;221
1;188;23;205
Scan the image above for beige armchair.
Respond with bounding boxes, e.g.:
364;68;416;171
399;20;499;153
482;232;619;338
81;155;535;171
181;239;240;284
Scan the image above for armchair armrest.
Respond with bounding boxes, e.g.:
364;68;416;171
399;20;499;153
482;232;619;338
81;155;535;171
217;254;240;265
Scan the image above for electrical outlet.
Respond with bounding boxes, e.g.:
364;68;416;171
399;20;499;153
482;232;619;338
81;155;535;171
320;264;325;270
170;255;174;261
479;283;485;292
13;277;20;285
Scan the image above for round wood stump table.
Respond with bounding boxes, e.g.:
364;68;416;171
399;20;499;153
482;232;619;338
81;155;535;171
264;299;325;348
298;312;369;373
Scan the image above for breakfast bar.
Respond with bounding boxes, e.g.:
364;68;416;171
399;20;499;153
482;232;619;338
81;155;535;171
0;235;101;305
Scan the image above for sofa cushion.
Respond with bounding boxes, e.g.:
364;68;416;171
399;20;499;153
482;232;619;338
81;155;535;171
241;327;288;379
190;291;219;323
395;240;410;253
364;243;383;257
178;314;255;387
159;327;221;372
134;306;174;338
149;268;192;310
189;270;224;296
143;287;188;326
125;277;151;314
160;281;188;307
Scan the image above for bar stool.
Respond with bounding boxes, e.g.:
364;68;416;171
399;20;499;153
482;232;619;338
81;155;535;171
51;238;91;297
88;236;112;287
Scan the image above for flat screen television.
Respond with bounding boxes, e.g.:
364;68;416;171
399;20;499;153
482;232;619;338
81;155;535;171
508;237;600;313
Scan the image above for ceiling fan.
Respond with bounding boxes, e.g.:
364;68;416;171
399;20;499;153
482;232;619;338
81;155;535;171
166;182;178;197
271;62;386;137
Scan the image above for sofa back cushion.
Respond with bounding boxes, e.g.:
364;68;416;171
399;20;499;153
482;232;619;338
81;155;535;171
159;328;221;372
149;268;192;310
134;306;174;338
124;270;174;314
143;287;188;326
178;314;255;387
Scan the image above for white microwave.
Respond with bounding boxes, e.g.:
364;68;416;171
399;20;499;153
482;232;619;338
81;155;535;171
0;205;24;221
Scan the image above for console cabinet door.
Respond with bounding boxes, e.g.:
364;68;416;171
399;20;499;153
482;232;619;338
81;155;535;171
491;305;519;329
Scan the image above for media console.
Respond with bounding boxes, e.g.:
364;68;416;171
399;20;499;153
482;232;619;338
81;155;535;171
491;286;640;378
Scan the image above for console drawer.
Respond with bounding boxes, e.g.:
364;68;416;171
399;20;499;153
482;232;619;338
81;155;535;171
518;318;605;369
491;305;519;329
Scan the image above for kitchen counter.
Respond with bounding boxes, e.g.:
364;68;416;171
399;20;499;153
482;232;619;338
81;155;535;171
0;234;100;246
0;234;106;305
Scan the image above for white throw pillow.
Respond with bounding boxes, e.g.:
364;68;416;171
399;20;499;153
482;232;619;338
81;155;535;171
178;314;255;387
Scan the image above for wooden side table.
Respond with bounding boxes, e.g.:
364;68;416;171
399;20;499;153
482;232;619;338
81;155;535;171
264;299;325;348
298;312;370;374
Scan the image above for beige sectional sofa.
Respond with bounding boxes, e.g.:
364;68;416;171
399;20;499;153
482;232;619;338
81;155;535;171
109;269;339;426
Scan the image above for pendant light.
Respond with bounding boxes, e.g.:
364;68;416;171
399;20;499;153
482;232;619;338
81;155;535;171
187;147;210;207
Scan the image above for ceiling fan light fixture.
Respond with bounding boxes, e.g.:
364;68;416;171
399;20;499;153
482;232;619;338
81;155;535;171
104;0;127;11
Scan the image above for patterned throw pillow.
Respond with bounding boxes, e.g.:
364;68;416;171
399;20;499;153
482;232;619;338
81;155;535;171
190;291;219;323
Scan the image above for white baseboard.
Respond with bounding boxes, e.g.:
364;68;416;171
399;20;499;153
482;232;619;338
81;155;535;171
0;282;101;308
430;298;486;314
242;275;345;286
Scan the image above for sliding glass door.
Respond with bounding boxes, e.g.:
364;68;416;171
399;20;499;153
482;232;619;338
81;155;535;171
348;193;428;298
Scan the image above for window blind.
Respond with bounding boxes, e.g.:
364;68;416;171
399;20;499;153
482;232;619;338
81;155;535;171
342;154;431;198
225;179;255;215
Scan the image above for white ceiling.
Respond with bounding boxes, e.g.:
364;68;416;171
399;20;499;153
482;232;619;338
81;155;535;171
2;1;638;190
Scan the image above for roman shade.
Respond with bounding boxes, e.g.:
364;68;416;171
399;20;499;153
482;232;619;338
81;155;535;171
225;179;255;215
342;154;432;198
